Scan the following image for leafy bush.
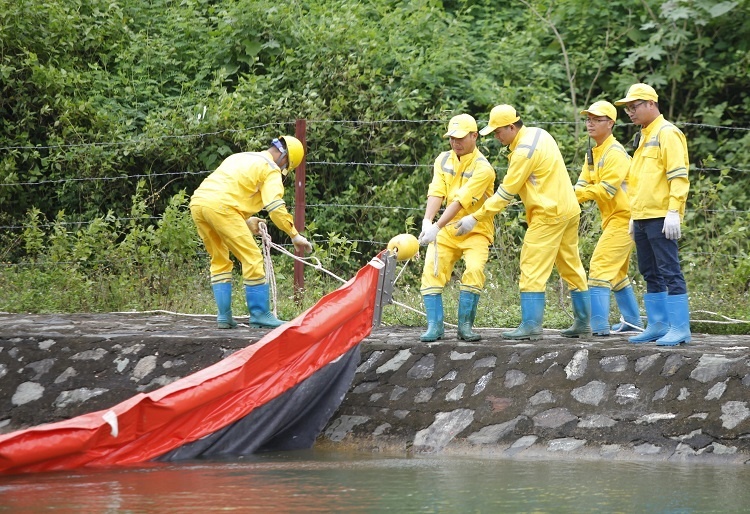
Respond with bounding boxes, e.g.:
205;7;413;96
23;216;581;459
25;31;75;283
1;0;749;332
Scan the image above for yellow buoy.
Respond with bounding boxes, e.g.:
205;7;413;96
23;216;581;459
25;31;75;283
387;233;419;261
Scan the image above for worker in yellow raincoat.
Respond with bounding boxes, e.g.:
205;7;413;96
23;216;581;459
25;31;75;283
575;100;643;336
417;114;496;342
190;136;313;329
615;83;691;346
456;105;590;340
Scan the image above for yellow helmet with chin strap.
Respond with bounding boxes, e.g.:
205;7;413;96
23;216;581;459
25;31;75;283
276;135;304;176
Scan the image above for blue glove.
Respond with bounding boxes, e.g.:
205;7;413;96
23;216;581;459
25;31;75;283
455;215;477;236
662;210;681;240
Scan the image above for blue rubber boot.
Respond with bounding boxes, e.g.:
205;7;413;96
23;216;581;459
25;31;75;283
245;283;285;328
212;282;238;329
502;292;545;341
561;290;592;338
656;293;692;346
457;291;481;342
589;286;611;336
629;291;668;344
611;285;644;333
420;294;445;342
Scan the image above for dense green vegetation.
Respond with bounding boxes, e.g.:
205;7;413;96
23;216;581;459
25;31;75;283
1;0;749;333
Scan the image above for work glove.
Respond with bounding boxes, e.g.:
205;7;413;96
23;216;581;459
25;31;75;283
246;216;265;236
662;210;681;240
628;218;634;241
292;234;313;254
418;223;440;245
455;215;477;236
418;218;432;242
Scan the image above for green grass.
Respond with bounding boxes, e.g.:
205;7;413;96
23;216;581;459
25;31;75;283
4;255;747;335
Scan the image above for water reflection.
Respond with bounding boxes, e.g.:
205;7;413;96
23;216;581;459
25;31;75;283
0;448;748;512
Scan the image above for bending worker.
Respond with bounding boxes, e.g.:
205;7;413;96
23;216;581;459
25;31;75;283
417;114;496;342
615;83;691;346
456;105;591;340
575;100;643;336
190;135;313;329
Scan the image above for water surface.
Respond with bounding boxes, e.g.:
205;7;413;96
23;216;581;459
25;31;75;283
1;449;748;512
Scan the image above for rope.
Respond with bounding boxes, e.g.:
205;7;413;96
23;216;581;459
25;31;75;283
611;317;644;333
690;310;750;324
257;221;279;316
258;228;348;285
109;250;749;332
431;240;439;277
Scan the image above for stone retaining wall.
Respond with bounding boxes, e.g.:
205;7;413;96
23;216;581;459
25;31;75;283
1;314;749;464
321;327;750;464
0;314;257;432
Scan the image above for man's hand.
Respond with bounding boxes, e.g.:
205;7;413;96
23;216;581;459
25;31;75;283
418;223;440;245
292;234;313;254
418;218;432;242
246;216;265;235
628;218;634;241
662;210;681;240
455;215;477;236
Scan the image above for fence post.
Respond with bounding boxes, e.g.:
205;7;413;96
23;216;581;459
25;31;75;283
294;119;307;303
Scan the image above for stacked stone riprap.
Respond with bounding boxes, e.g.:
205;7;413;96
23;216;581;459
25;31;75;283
0;314;256;432
1;314;748;464
322;328;750;464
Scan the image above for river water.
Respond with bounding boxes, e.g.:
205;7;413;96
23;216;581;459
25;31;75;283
1;448;748;512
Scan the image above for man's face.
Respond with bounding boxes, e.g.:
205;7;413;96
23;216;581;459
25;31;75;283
584;115;613;140
623;100;653;126
450;132;477;157
493;125;515;146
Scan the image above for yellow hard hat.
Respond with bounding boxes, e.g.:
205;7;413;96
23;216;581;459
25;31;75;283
387;233;419;261
279;135;305;174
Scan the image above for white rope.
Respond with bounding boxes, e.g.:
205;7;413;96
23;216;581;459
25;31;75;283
611;316;644;333
108;309;215;318
690;310;750;324
258;222;279;316
260;234;349;284
113;238;750;331
431;240;439;277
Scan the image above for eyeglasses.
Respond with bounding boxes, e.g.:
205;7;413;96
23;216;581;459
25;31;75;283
584;117;610;124
623;101;647;114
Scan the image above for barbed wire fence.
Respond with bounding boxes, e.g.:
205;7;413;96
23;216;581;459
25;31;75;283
1;118;749;327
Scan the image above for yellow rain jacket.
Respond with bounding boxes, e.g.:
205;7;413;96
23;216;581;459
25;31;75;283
575;134;631;229
427;146;496;242
627;115;690;220
475;126;580;224
190;151;298;239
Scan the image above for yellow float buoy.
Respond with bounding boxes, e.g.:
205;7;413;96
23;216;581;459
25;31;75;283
387;233;419;261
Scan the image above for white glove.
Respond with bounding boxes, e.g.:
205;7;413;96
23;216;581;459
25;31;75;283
418;223;440;245
418;218;432;242
628;218;634;241
455;215;477;236
246;216;264;235
662;210;681;240
292;234;313;254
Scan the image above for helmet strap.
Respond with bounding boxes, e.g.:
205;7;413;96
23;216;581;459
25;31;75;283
271;138;288;171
